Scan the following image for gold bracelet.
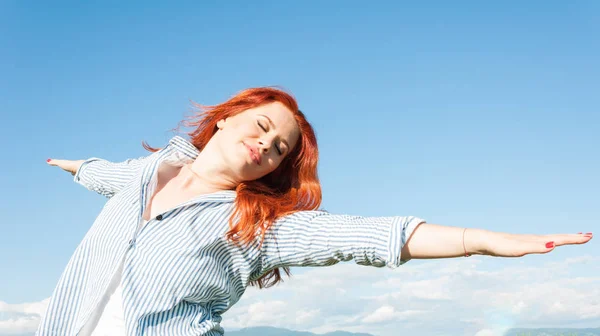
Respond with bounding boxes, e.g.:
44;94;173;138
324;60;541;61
463;228;471;257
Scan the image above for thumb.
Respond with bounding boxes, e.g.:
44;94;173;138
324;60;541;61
514;240;555;257
533;241;555;255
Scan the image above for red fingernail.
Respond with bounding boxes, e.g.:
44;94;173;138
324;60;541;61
578;232;583;234
586;232;593;235
47;158;51;162
546;242;555;248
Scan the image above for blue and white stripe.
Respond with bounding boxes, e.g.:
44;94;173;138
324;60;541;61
36;136;425;336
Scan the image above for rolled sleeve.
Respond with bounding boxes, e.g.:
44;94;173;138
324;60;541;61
73;155;150;198
387;215;426;268
259;210;425;273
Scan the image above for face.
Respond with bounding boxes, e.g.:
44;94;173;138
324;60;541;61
215;102;301;182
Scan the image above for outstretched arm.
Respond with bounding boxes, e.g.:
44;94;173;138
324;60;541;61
403;224;593;259
258;211;594;275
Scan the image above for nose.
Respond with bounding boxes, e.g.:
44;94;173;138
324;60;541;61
258;138;272;154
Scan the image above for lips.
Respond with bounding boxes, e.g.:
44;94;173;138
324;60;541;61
244;142;261;165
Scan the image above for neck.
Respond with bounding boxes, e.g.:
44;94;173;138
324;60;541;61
177;143;239;193
177;163;235;192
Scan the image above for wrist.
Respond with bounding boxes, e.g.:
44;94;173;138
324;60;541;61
465;228;488;256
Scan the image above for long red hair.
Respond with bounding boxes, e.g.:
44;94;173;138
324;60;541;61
144;87;321;288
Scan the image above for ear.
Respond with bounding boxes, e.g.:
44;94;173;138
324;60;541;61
216;118;226;130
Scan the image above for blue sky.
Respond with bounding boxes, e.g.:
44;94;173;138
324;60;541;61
1;1;599;335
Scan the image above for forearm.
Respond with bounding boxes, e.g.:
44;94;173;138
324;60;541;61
401;223;487;260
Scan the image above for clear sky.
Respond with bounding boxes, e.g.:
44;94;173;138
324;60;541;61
1;1;598;335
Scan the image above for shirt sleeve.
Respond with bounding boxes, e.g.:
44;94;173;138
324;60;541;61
73;155;151;198
259;210;426;273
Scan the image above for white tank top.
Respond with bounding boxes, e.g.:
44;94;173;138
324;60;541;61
79;220;148;336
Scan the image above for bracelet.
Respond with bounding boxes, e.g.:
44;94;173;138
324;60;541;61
463;228;471;257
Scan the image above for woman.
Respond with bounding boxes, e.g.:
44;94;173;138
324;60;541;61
40;87;592;336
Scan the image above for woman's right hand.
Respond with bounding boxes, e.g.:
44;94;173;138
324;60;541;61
47;159;85;176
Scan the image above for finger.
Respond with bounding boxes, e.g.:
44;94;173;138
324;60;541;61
519;233;593;246
46;159;73;172
47;158;67;167
502;232;593;245
552;233;593;247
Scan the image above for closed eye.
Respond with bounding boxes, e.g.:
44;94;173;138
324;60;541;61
258;120;283;155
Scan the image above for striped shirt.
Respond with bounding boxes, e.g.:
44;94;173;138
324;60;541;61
36;135;425;336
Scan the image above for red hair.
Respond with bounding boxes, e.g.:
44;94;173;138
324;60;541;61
144;87;321;288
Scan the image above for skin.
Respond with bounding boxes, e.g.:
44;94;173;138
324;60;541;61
47;102;593;258
190;101;301;189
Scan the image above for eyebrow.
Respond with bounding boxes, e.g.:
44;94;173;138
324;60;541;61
258;114;290;150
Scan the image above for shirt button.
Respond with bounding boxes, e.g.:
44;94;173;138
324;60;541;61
156;214;163;220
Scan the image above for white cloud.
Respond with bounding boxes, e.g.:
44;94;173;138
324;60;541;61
373;275;454;300
221;255;600;336
0;298;49;335
474;328;510;336
295;308;321;325
361;305;427;324
361;305;396;324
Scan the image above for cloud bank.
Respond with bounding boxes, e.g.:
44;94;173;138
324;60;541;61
3;255;599;335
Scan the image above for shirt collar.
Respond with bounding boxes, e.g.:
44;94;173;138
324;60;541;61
169;135;201;159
